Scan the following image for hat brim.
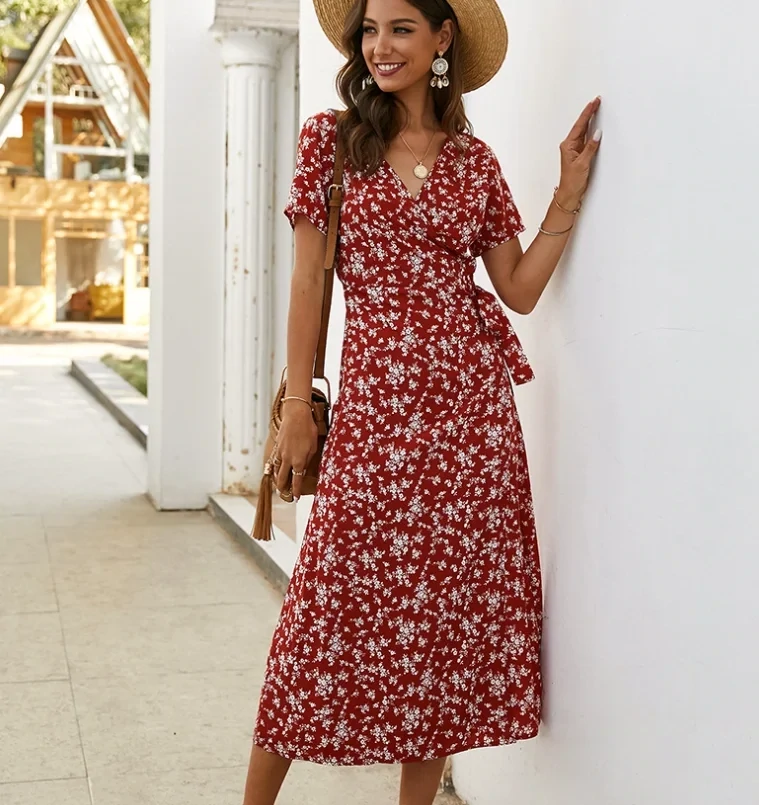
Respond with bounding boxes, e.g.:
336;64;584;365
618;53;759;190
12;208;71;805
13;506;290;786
313;0;508;94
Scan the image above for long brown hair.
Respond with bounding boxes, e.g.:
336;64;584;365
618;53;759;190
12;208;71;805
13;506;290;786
336;0;472;174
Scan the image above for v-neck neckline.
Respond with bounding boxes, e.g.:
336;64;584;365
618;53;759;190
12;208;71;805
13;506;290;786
383;137;451;203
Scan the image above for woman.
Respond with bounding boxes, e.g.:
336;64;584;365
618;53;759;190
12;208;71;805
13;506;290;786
244;0;601;802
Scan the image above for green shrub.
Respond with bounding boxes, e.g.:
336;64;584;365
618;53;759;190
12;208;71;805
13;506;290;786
102;354;147;396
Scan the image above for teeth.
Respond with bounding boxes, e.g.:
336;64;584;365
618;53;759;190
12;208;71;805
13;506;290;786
377;63;403;73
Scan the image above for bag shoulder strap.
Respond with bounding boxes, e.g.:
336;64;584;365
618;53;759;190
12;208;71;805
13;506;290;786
313;120;346;381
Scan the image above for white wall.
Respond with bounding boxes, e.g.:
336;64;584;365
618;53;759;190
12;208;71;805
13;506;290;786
454;0;759;803
148;0;225;508
298;1;759;801
272;37;301;390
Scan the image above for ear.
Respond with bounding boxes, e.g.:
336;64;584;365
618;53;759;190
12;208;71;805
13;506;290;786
438;19;454;54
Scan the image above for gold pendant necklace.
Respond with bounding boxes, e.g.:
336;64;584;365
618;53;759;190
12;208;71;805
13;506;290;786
399;129;437;180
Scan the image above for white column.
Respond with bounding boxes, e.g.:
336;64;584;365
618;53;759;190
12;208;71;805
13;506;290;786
125;65;135;182
217;29;293;495
147;0;226;510
271;36;299;398
43;63;56;179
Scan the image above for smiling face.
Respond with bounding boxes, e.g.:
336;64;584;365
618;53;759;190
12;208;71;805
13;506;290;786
361;0;453;95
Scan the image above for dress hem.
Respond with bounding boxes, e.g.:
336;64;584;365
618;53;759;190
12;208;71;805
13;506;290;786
252;728;540;767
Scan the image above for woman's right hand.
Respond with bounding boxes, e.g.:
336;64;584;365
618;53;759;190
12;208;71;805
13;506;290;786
275;403;318;501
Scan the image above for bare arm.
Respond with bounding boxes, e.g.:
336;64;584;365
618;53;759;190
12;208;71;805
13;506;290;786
482;198;579;315
275;215;327;499
284;216;327;400
484;97;603;316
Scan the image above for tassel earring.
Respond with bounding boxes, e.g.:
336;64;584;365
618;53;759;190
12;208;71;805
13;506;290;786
362;73;375;91
431;51;449;89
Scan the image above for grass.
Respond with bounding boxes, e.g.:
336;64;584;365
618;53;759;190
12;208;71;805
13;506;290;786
102;354;148;396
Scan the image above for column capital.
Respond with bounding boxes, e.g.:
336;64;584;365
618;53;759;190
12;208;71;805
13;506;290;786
214;28;294;70
213;0;299;35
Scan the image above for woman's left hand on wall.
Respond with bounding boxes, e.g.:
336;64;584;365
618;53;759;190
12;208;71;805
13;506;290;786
555;97;603;211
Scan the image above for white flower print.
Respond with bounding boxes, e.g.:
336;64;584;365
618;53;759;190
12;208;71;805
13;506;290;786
254;110;542;767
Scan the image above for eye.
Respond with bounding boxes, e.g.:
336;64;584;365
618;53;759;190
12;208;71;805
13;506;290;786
362;25;376;34
394;27;412;34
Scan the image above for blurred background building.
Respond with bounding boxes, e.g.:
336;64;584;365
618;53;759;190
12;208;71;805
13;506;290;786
0;0;149;326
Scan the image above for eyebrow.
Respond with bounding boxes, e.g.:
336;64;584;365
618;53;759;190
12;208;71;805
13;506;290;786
363;17;419;25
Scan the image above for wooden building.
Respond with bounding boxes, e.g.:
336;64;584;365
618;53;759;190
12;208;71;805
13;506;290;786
0;0;150;326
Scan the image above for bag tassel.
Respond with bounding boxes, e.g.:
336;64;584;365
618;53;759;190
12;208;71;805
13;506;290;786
252;462;275;542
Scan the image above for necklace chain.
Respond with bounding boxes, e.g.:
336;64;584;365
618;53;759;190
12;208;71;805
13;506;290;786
399;129;437;168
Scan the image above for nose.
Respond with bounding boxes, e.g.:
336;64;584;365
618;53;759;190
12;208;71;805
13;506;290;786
374;31;393;58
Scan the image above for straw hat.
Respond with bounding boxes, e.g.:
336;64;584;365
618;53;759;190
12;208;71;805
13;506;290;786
313;0;509;94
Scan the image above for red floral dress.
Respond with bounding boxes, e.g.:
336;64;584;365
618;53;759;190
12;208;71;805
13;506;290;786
253;110;543;766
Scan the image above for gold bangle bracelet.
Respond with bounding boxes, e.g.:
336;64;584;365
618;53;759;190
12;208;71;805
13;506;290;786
553;187;582;215
282;395;313;409
539;223;574;237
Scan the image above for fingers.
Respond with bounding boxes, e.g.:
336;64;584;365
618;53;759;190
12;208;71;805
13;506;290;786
291;465;307;501
290;446;315;501
579;127;603;165
271;423;318;503
275;455;292;500
566;96;601;143
273;451;311;503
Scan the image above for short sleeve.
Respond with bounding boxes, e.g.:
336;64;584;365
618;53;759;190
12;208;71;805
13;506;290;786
284;112;337;235
470;148;526;258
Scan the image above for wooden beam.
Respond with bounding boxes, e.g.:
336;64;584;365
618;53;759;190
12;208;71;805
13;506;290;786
123;218;137;321
52;229;125;241
41;213;56;292
125;66;135;180
8;216;16;289
52;55;129;68
0;176;149;218
44;64;57;179
28;94;106;108
87;0;150;118
52;144;127;157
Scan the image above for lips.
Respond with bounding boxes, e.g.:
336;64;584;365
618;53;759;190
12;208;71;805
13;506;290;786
375;63;405;77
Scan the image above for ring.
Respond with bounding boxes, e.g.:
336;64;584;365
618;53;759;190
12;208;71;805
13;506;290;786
292;469;306;477
278;488;294;503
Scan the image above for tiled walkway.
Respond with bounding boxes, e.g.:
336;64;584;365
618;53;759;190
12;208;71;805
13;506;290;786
0;337;401;804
